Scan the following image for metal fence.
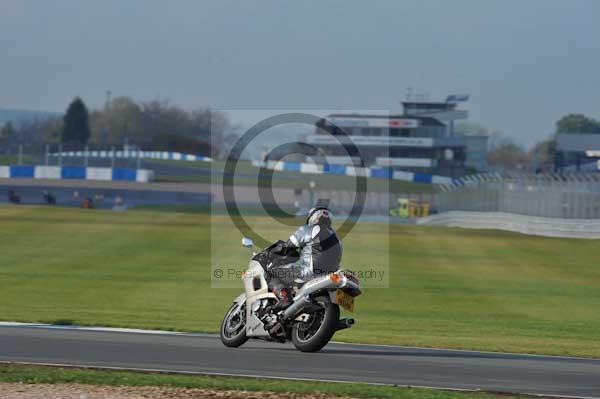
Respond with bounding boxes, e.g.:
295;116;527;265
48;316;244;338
434;173;600;219
5;144;600;220
299;189;434;216
299;173;600;220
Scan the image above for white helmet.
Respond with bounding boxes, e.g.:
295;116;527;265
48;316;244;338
306;207;332;227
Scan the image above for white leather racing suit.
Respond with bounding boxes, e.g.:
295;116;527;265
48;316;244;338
267;223;342;292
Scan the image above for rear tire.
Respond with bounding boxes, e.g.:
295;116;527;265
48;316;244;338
220;302;248;348
291;295;339;352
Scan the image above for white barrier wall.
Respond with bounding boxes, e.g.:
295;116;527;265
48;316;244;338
135;169;155;183
346;166;369;177
418;211;600;239
300;163;323;174
51;150;213;162
0;165;155;183
34;166;61;179
86;167;113;181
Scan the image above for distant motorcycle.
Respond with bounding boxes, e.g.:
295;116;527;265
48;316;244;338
82;197;94;209
220;237;361;352
43;191;56;205
7;190;21;204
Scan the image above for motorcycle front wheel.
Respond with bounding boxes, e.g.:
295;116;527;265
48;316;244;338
291;295;339;352
220;302;248;347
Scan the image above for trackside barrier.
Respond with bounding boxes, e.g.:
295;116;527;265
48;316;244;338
10;166;34;178
61;167;86;179
86;167;112;181
252;160;453;185
34;166;61;179
50;150;212;162
418;211;600;239
135;169;154;183
0;165;154;183
434;172;600;219
112;168;136;181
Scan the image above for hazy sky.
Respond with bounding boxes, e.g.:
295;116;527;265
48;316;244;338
1;0;599;147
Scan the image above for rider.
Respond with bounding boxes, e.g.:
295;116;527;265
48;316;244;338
267;206;343;309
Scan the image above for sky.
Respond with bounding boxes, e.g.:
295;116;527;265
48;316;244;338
1;0;599;148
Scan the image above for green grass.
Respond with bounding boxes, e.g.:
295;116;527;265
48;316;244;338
0;155;36;165
0;364;519;399
0;206;599;357
147;159;434;193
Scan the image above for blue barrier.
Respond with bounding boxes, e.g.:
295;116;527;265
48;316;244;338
2;165;153;182
413;173;433;184
283;162;301;172
9;166;35;178
370;168;393;179
61;167;86;179
112;168;137;181
325;164;347;175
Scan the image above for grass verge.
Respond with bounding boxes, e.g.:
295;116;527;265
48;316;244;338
0;206;599;357
147;159;434;193
0;364;519;399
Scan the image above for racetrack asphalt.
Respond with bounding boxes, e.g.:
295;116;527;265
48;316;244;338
1;324;599;398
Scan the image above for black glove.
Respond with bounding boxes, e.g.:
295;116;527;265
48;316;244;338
269;240;287;256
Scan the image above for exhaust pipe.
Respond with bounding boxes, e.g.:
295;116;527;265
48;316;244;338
282;295;311;320
335;318;355;331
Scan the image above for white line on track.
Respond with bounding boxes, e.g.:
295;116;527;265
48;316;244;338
0;321;212;337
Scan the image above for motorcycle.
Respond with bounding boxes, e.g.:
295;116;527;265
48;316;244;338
220;237;361;352
7;190;21;204
43;191;56;205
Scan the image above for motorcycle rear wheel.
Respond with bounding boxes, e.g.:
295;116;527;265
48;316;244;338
291;295;339;352
220;302;248;347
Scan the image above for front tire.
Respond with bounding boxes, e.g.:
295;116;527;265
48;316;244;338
220;302;248;348
291;296;339;352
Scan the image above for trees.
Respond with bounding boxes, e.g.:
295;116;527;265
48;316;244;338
3;96;231;156
62;97;90;145
89;96;144;145
0;121;17;143
555;114;600;134
487;135;529;170
528;138;556;171
86;97;232;156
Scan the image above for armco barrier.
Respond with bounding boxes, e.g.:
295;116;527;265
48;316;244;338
51;150;212;162
61;167;86;179
34;166;61;179
0;165;154;183
135;169;154;183
10;166;35;178
112;168;136;181
252;160;453;185
0;166;11;178
418;211;600;239
86;167;112;181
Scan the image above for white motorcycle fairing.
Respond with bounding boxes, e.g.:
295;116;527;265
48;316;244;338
233;259;349;338
240;259;276;337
